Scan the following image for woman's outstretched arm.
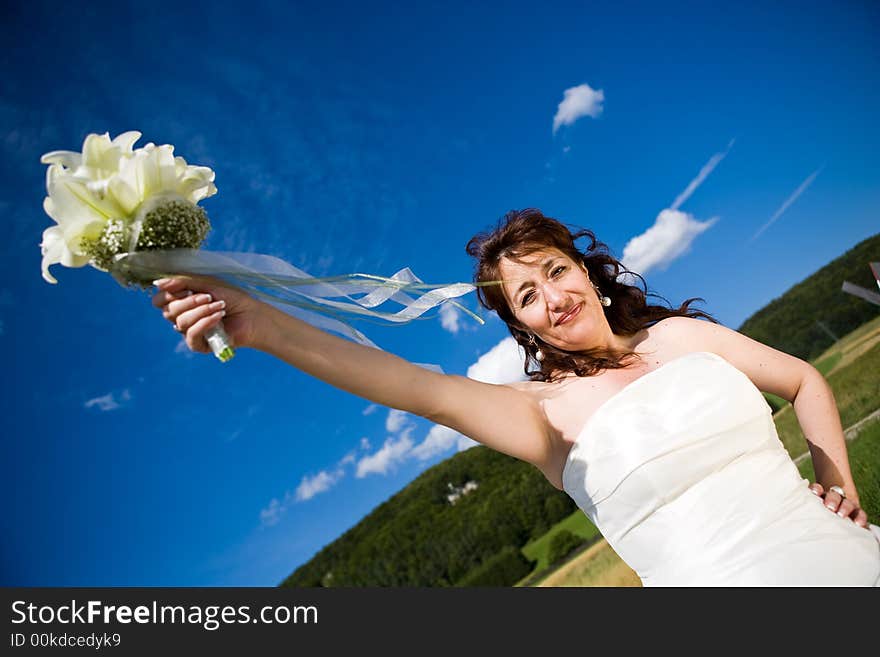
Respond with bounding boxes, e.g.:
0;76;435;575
152;276;552;468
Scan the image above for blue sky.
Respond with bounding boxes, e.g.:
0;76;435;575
2;0;878;586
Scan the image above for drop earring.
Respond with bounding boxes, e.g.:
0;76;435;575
592;282;611;307
530;335;544;362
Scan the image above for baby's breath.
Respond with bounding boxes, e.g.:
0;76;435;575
81;199;211;285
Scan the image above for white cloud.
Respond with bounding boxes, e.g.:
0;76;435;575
621;209;718;276
175;338;195;358
552;83;604;134
260;465;347;525
362;403;378;416
671;139;735;210
385;409;410;433
356;429;414;478
750;167;822;242
410;424;464;461
466;337;528;385
84;388;132;412
439;303;461;334
259;497;285;527
352;338;527;477
295;469;344;502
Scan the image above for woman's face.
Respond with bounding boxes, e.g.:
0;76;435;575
499;247;608;352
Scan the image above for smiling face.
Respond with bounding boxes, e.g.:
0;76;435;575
499;247;611;353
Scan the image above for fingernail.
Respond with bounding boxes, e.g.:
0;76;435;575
198;294;212;303
209;300;226;310
826;504;835;510
837;511;846;517
809;489;820;496
153;278;169;286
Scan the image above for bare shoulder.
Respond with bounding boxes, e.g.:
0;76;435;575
649;316;714;344
649;315;814;402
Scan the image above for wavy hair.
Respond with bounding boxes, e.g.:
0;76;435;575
465;208;717;382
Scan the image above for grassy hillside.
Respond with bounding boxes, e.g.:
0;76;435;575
280;445;576;587
737;232;879;361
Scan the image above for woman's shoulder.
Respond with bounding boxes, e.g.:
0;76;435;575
644;316;720;353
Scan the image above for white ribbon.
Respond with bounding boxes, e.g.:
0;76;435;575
113;249;485;366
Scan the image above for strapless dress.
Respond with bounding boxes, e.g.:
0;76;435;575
561;351;880;586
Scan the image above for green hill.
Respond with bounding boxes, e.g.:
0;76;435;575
736;232;880;359
280;446;576;587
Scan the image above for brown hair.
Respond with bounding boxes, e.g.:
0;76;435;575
466;208;717;382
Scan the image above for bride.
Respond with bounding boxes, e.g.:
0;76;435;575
152;208;880;586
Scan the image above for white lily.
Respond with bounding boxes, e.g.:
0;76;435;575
39;131;217;283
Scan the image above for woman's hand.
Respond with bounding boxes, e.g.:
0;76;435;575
808;482;869;528
151;276;262;354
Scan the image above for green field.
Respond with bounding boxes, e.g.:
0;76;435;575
520;509;601;574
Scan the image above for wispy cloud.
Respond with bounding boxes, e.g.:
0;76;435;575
621;209;718;276
84;388;132;412
362;403;378;416
552;83;604;135
619;144;731;276
439;303;461;334
385;409;410;433
410;424;464;461
671;139;735;210
294;468;345;502
750;167;822;242
260;459;348;525
174;338;195;358
355;428;415;478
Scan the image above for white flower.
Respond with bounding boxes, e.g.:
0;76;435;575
39;131;217;283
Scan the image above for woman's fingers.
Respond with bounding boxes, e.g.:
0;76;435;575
852;509;868;529
152;277;192;294
175;296;225;334
152;288;193;309
808;482;870;529
835;499;857;518
823;487;844;512
185;308;227;353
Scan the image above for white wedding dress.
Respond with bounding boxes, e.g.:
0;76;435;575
562;351;880;586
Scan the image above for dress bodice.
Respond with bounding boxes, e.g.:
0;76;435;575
561;351;880;586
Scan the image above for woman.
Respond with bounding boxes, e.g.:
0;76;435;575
153;208;880;586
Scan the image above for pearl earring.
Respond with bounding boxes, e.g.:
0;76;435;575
592;282;611;307
530;335;544;362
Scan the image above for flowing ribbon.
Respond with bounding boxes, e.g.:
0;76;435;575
113;249;486;363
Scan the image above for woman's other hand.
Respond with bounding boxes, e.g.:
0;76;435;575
808;482;869;528
151;277;261;354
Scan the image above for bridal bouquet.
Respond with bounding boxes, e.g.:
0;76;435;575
39;131;236;360
39;131;481;365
